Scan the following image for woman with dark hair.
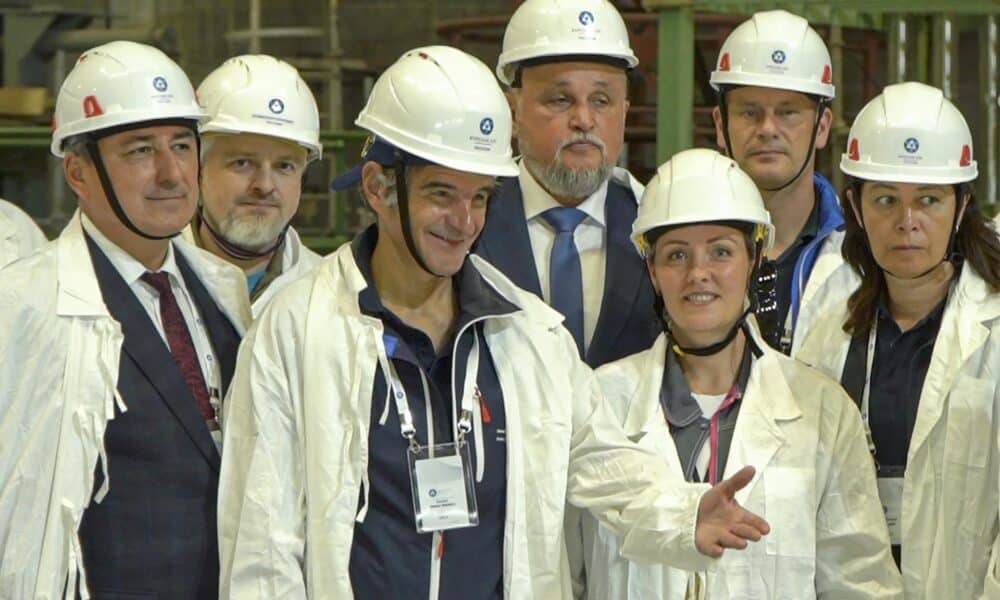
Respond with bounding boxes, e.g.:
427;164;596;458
577;148;899;599
796;81;1000;598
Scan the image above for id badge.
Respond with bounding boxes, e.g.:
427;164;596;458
876;465;904;545
407;441;479;533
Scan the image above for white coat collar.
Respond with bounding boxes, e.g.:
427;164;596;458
623;324;802;503
173;237;252;334
725;322;802;503
180;222;321;277
56;211;109;317
55;210;251;332
907;263;1000;462
318;239;564;330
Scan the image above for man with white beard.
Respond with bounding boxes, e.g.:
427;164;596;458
475;0;657;369
189;55;322;316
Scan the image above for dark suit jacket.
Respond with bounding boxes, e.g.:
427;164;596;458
78;236;240;600
476;176;658;368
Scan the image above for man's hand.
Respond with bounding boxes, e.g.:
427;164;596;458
695;466;770;557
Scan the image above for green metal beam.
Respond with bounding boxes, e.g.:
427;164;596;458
656;5;695;164
0;127;362;151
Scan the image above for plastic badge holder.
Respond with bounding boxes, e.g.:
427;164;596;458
407;440;480;533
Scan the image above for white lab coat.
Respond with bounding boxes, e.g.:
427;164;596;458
218;243;719;599
795;262;1000;599
0;212;251;600
181;224;322;318
791;230;860;356
247;226;322;317
0;198;46;268
580;324;902;599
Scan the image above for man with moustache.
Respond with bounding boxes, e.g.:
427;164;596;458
709;10;848;354
189;55;323;317
219;45;769;600
0;42;249;599
476;0;657;369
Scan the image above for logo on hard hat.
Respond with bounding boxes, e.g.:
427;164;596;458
771;50;786;64
719;53;731;72
903;138;920;154
821;65;833;84
269;98;285;114
848;139;860;161
579;10;595;26
152;76;168;92
960;144;972;167
82;96;104;118
479;117;494;135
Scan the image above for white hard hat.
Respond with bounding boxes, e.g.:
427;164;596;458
496;0;638;86
710;10;835;99
51;41;204;157
841;81;977;185
632;148;774;256
332;45;518;189
198;54;322;162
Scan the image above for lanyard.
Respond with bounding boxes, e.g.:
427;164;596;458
707;383;741;485
384;333;481;452
859;321;879;462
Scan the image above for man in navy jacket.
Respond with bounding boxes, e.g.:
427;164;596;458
477;0;657;369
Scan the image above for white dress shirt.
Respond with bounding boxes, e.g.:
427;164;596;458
518;161;607;353
81;214;221;396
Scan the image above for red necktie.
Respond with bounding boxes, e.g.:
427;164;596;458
141;272;214;421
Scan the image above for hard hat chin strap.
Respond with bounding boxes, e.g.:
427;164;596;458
666;309;750;357
85;118;199;241
394;158;448;278
719;91;829;193
197;205;288;261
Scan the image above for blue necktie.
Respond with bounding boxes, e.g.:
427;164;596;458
542;207;587;355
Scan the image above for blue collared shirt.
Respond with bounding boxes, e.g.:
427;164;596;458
349;226;513;600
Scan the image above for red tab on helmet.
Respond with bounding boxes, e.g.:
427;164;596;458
822;65;832;84
960;144;972;167
848;138;860;161
50;114;56;131
83;95;104;118
719;53;731;71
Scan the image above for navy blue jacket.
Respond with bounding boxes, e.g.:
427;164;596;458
79;236;241;600
476;176;658;367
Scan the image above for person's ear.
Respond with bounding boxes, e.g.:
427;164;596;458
712;106;726;150
63;153;90;199
814;104;834;150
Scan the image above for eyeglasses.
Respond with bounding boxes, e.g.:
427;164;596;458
754;259;782;349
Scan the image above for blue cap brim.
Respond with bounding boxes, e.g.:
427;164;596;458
330;136;435;191
330;164;364;190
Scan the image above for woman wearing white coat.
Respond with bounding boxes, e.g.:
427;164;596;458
795;82;1000;599
580;148;901;599
218;47;770;600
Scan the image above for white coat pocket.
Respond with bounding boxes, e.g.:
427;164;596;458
764;467;816;558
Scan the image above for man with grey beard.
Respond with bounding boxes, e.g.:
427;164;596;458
476;0;657;368
188;55;323;317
